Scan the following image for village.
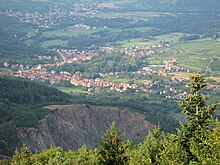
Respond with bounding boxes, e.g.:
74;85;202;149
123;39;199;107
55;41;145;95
0;41;196;100
3;2;118;28
1;3;219;101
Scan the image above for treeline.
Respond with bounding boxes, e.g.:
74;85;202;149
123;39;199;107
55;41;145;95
0;77;71;104
67;30;149;48
148;14;220;37
2;75;220;165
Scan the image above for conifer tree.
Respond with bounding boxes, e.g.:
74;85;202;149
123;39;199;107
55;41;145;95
177;74;219;164
11;145;31;165
0;159;9;165
98;122;131;165
189;120;220;164
130;127;164;165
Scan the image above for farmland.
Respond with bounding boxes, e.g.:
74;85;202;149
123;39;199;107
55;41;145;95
41;27;104;38
40;39;68;47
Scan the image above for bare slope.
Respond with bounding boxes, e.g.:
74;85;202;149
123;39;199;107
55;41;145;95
18;104;154;151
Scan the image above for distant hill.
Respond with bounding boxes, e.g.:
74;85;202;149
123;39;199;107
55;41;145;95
1;0;219;13
139;0;220;13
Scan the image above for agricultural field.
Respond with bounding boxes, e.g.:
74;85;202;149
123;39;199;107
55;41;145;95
41;27;103;37
119;33;186;47
101;75;152;84
172;40;220;72
120;35;220;75
57;87;88;94
40;39;68;47
93;11;168;20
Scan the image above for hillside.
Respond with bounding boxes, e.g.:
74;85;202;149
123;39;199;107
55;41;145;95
18;104;154;152
0;76;71;104
140;0;220;12
0;77;73;155
0;77;156;156
1;0;219;13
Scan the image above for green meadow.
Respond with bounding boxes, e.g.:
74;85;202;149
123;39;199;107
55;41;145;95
42;27;103;37
93;11;169;20
119;34;220;74
172;40;220;71
119;33;186;47
101;75;151;84
40;39;68;47
57;87;88;94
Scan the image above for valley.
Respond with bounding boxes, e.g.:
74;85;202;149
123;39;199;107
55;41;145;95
0;0;220;158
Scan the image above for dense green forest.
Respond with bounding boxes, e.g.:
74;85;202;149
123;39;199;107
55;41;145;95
1;75;219;165
0;77;71;104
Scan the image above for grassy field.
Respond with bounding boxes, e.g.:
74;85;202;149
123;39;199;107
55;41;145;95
210;58;220;72
119;38;160;47
101;76;132;83
168;72;191;80
57;87;88;94
119;35;220;75
40;39;68;47
154;33;186;43
93;11;171;20
25;39;35;45
119;33;186;47
172;40;220;71
101;76;152;84
41;27;103;37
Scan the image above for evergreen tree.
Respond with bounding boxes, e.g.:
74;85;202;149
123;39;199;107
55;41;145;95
0;159;9;165
64;145;99;165
189;120;220;164
130;127;164;165
11;145;31;165
177;74;219;164
30;146;65;165
157;134;187;165
98;122;131;165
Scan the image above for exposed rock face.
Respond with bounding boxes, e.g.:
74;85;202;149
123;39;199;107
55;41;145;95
17;104;154;151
